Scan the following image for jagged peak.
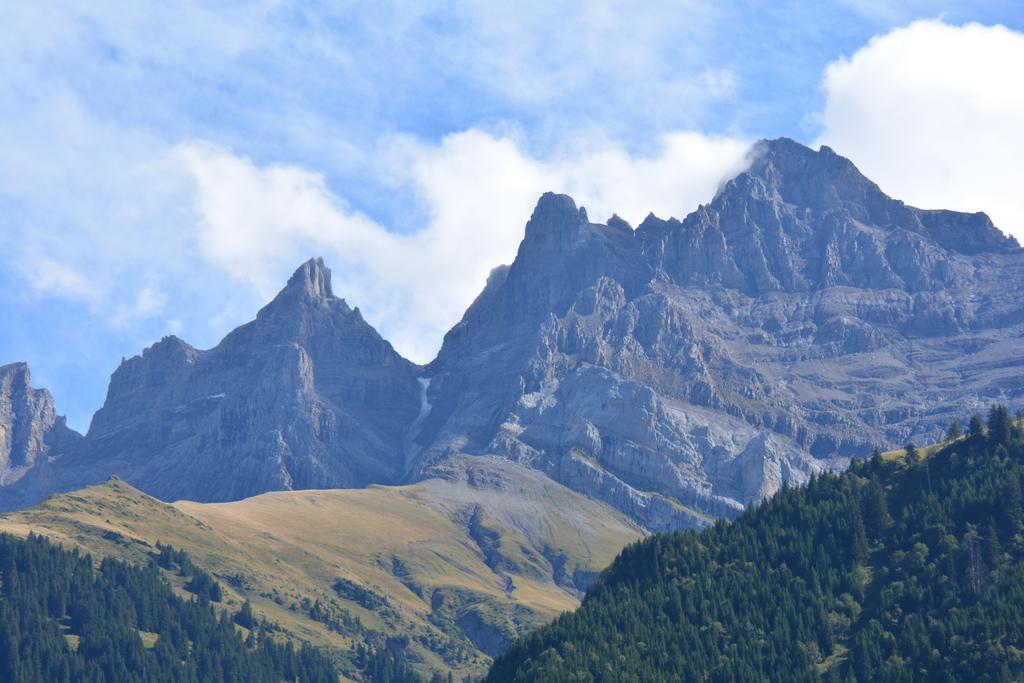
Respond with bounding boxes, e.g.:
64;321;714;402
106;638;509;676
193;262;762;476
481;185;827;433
0;361;31;384
140;335;197;359
257;257;354;321
742;137;880;202
750;137;844;165
714;138;1019;256
607;214;633;232
533;191;583;216
286;257;335;300
522;193;590;247
105;336;199;385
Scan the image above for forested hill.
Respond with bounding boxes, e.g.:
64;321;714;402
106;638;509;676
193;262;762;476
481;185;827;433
487;406;1024;682
0;533;337;683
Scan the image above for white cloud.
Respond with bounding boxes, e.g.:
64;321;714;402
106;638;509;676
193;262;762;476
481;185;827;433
816;19;1024;242
697;68;740;101
30;258;99;302
177;130;751;363
109;287;169;329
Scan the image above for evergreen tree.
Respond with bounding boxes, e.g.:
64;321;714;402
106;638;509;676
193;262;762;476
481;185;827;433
969;414;986;438
862;476;891;537
988;404;1013;444
236;599;255;630
947;419;962;440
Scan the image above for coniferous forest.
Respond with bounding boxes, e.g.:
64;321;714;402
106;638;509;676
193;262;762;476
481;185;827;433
0;533;337;683
487;406;1024;682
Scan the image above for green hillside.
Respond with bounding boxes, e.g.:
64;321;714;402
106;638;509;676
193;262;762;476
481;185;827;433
487;406;1024;682
0;456;641;681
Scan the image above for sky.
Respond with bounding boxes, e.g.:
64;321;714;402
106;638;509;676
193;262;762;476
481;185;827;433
1;1;1023;433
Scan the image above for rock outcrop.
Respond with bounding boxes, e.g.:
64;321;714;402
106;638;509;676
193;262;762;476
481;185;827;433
3;139;1023;530
0;363;81;485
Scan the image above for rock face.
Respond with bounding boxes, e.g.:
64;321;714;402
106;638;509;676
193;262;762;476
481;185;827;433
0;363;81;485
412;139;1024;530
3;139;1024;529
4;258;421;505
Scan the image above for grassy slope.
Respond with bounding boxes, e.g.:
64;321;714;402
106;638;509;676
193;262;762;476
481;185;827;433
0;455;641;680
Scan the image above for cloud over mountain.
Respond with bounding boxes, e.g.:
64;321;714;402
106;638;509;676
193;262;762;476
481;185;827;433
179;130;750;363
817;19;1024;240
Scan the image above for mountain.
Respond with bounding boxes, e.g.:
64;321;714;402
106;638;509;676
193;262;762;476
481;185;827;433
3;258;422;507
414;138;1024;530
0;456;641;680
0;362;80;486
0;532;337;683
487;408;1024;682
3;138;1023;531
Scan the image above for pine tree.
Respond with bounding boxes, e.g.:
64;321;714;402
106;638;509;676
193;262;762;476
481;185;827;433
1002;476;1023;536
947;419;962;440
969;414;986;438
988;405;1013;444
862;476;891;538
236;599;255;630
983;520;1002;568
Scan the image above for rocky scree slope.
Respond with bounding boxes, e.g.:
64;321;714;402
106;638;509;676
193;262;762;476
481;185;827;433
3;139;1023;532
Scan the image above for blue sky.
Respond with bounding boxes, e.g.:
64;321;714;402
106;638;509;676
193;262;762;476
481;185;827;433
2;1;1023;432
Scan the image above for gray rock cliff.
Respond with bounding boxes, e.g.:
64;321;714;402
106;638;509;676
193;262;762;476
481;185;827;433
0;363;81;485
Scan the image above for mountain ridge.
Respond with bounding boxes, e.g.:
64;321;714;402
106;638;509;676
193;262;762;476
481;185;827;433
3;138;1023;532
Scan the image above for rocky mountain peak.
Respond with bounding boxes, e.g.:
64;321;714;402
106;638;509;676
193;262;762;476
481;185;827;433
9;257;423;507
521;193;591;254
141;335;197;361
0;362;81;485
633;137;1021;297
256;257;350;323
287;256;335;300
742;137;884;212
0;362;29;391
740;138;1019;256
419;137;1024;531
